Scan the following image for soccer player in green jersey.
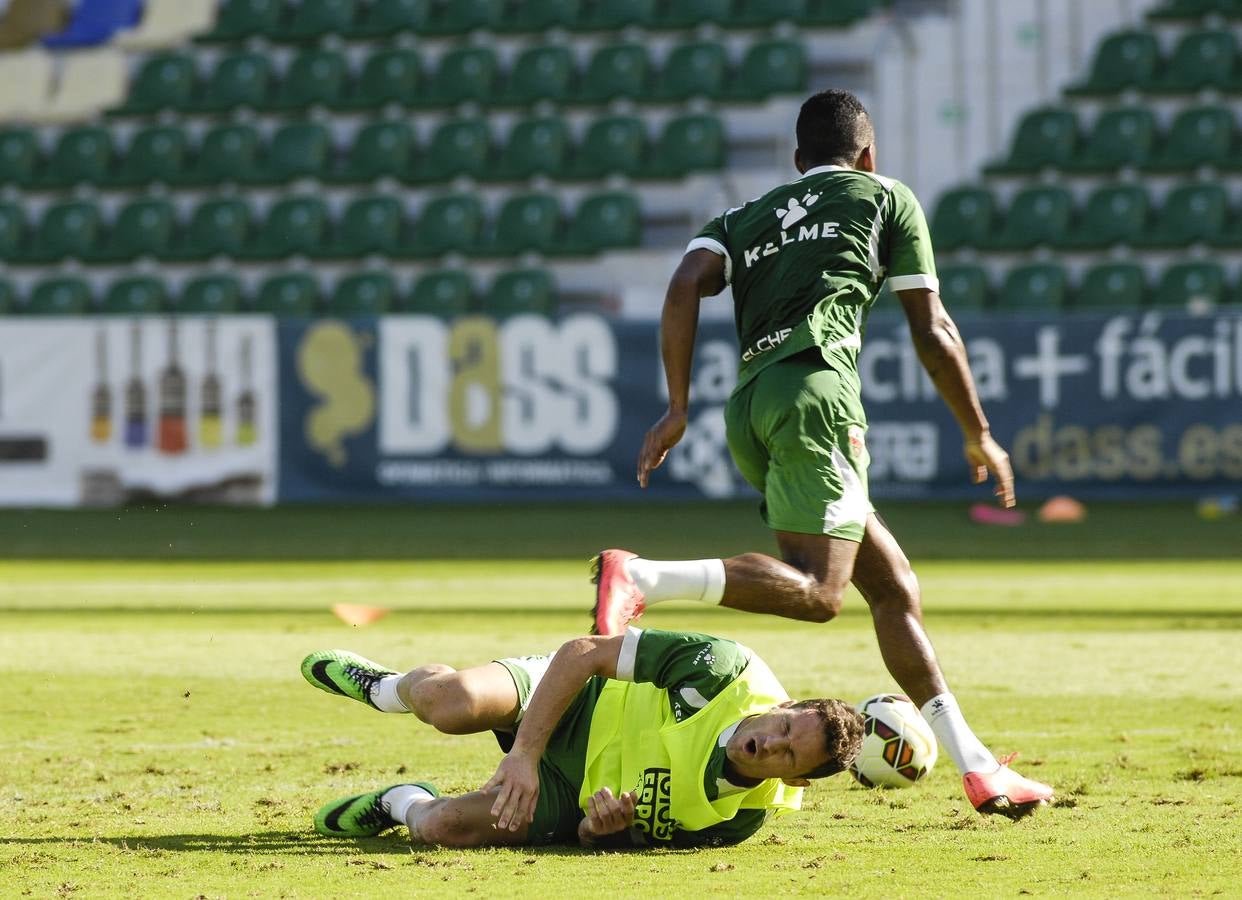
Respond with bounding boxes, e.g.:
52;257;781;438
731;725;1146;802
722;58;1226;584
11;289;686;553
591;89;1054;819
302;628;862;848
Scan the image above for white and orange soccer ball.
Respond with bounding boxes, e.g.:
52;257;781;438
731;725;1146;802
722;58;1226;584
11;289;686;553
849;693;938;788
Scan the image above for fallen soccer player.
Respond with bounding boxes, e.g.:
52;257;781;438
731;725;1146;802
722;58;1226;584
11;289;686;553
302;627;863;848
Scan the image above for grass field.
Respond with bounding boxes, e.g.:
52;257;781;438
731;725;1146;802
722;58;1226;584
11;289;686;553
1;503;1239;898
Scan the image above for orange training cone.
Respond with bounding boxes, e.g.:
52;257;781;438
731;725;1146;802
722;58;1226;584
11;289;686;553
331;603;391;626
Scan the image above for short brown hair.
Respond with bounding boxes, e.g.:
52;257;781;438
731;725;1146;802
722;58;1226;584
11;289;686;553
787;698;864;779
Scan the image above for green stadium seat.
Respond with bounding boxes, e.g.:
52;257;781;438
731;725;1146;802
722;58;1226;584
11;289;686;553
411;119;491;183
1065;29;1160;96
936;264;991;311
107;126;189;187
320;196;405;258
1144;29;1237;93
406;270;475;317
569;115;646;178
0;279;16;315
254;122;333;183
1152;262;1227;307
983;108;1078;174
479;192;562;256
329;121;416;183
273;0;357;42
484;269;558;317
421;46;498;107
19;200;103;264
497;45;574;106
265;50;347;111
724;40;807;101
86;199;177;263
651;41;728;101
329;272;396;315
998;264;1070;311
254;273;321;316
336;49;421;110
110;52;195;116
576;43;651;104
196;0;282;43
345;0;428;37
421;0;500;36
0;128;37;186
0;202;27;261
27;277;92;315
242;196;330;259
1142;105;1236;172
643;114;725;177
170;198;255;261
1062;107;1157;172
1149;0;1226;20
804;0;876;26
555;191;641;254
1137;183;1228;247
1056;185;1149;249
492;0;581;32
178;274;245;314
102;277;168;315
491;116;570;181
731;0;807;29
1074;263;1147;310
403;194;485;257
929;186;995;252
983;186;1073;250
179;124;262;186
189;52;272;112
36;126;114;188
655;0;728;28
571;0;655;30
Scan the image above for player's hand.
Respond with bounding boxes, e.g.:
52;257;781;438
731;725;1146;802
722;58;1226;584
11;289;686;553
578;787;637;842
964;432;1015;508
637;408;688;488
481;751;540;832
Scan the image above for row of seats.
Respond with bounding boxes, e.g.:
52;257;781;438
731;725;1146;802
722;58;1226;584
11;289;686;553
113;40;806;116
0;190;641;263
936;261;1241;312
200;0;879;43
0;268;559;318
1068;27;1242;96
1148;0;1242;21
933;182;1242;252
985;105;1242;175
0;115;722;189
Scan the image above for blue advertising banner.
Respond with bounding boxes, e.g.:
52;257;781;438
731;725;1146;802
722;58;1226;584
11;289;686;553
277;309;1242;503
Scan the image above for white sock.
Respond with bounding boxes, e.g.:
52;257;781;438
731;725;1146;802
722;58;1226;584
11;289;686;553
381;784;434;824
921;693;999;775
624;558;726;606
372;675;411;714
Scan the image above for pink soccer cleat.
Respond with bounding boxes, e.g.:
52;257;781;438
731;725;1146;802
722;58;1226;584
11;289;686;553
590;549;645;636
963;755;1054;820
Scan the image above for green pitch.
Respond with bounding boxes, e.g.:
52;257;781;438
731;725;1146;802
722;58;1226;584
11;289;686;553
1;503;1239;897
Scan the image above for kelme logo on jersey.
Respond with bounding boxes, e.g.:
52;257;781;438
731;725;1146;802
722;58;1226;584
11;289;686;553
632;767;676;843
741;190;839;271
848;425;866;459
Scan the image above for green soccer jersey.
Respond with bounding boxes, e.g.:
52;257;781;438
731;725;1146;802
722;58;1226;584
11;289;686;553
689;164;938;391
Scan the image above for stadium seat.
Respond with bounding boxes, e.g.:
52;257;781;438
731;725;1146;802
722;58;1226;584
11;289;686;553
19;200;104;263
479;192;563;256
43;0;141;48
265;50;348;111
1142;105;1236;172
242;197;331;260
643;114;726;177
724;40;807;101
403;194;486;257
555;191;641;254
336;49;421;110
984;108;1078;174
571;0;656;30
1151;261;1228;307
651;41;728;101
0;202;27;261
189;52;272;112
569;115;647;178
110;52;196;117
0;279;15;314
0;49;53;121
731;0;807;28
254;273;321;316
329;121;417;183
410;119;492;184
1137;183;1228;247
273;0;358;42
655;0;729;28
86;199;178;263
804;0;876;26
197;0;282;43
930;186;995;252
1056;185;1149;249
485;269;558;317
1148;0;1226;19
1074;263;1147;309
576;44;652;104
108;126;190;187
491;116;571;181
1062;107;1157;172
0;128;38;187
34;126;114;188
492;0;581;32
936;264;991;311
179;124;262;186
406;270;475;317
320;196;405;257
345;0;428;37
178;274;245;314
27;277;93;315
0;0;67;50
421;46;499;107
329;272;397;315
1065;29;1160;96
102;277;168;315
171;198;255;260
30;48;128;124
497;46;575;107
998;264;1070;311
1144;29;1237;93
254;123;333;183
114;0;216;50
420;0;500;35
982;186;1073;250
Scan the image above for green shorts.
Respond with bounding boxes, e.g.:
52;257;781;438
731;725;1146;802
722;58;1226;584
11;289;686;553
493;655;605;846
725;349;873;541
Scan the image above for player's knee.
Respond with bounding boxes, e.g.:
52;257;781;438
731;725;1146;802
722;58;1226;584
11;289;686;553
805;581;846;623
415;802;485;848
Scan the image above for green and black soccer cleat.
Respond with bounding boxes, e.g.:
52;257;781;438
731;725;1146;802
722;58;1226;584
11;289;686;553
301;649;398;709
314;782;441;838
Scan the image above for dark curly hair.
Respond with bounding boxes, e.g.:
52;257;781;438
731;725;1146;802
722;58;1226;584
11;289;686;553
786;698;865;779
795;89;875;167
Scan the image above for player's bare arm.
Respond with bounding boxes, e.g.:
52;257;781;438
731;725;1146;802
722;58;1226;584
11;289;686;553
637;248;727;487
577;787;639;848
483;634;623;830
897;287;1015;508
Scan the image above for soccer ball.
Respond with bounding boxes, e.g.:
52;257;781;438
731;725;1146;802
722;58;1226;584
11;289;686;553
849;693;938;788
